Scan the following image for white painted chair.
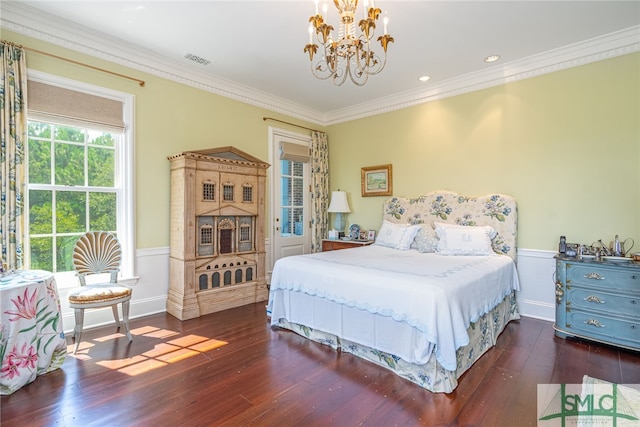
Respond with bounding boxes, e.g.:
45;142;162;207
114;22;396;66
68;231;132;354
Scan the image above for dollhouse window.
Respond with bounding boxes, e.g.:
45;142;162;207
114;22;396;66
199;274;208;290
202;183;215;201
242;184;253;202
223;183;234;201
200;225;214;245
239;224;250;242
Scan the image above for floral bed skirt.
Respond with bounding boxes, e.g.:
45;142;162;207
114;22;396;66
273;291;519;393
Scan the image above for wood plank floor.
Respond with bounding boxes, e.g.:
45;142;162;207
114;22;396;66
2;302;638;426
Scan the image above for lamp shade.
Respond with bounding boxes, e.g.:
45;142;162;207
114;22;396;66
327;191;351;213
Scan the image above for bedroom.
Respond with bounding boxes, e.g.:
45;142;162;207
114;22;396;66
1;0;639;424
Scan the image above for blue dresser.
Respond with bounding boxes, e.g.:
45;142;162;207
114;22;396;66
555;256;640;351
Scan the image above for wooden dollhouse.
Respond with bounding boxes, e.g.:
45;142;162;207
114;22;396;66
167;146;269;320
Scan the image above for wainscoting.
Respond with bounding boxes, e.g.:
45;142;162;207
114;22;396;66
57;245;557;335
516;249;557;320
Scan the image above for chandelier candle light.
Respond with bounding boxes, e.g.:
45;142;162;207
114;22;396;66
304;0;394;86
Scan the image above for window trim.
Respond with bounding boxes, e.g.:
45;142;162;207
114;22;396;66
27;70;136;288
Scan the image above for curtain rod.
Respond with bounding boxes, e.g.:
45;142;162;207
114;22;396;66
2;39;146;87
262;117;320;133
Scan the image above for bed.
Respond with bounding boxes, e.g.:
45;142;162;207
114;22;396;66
267;191;520;393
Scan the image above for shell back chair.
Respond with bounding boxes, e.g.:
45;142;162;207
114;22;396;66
68;231;132;354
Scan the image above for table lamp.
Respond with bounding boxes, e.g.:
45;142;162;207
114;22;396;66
327;190;351;234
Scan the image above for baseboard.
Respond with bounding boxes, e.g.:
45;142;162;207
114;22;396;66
518;298;555;322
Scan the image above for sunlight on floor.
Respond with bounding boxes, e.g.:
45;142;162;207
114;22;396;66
67;325;228;376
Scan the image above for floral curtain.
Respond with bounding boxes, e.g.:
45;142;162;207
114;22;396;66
310;131;329;252
0;42;27;270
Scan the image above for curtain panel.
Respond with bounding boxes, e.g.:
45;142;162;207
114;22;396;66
310;131;329;253
0;42;27;270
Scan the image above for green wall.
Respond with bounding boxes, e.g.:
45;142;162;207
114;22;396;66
328;53;640;251
4;30;323;249
5;30;639;252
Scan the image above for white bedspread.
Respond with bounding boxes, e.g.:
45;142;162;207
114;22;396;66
267;245;520;371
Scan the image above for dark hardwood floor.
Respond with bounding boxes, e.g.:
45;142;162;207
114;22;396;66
2;302;638;426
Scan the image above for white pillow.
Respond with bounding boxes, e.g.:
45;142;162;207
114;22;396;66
374;220;421;251
434;222;497;256
414;225;439;253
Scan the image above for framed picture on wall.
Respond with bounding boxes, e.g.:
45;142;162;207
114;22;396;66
361;164;393;197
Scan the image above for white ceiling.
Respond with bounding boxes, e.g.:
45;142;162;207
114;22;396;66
2;1;639;125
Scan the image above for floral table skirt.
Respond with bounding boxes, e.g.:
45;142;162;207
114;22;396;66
1;270;67;395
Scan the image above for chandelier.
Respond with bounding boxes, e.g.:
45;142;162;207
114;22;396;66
304;0;394;86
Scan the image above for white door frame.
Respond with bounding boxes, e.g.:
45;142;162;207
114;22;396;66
267;126;312;277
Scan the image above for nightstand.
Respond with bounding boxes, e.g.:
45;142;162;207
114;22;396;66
322;239;374;252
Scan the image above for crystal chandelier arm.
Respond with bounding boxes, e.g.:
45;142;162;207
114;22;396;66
304;43;318;61
310;15;335;45
378;34;394;52
317;23;334;44
367;6;381;20
333;61;351;86
358;18;376;39
309;43;341;81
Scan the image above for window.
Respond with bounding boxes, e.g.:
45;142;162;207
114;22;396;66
239;224;250;242
28;122;118;273
202;182;215;201
25;71;135;287
242;184;253;202
223;183;234;202
200;224;214;245
280;160;305;237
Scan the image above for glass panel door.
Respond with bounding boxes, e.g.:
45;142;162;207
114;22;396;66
280;160;305;238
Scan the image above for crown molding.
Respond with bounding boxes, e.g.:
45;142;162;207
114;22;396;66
324;25;640;125
1;2;325;126
2;2;638;127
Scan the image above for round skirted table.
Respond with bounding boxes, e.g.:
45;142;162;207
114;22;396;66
1;270;67;395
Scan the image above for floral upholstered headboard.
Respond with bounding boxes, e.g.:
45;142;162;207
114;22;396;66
382;191;518;261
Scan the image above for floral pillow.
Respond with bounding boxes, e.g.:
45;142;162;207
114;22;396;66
414;225;439;253
375;220;421;251
434;222;497;256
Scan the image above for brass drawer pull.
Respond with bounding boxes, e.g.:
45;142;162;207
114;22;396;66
584;319;605;328
584;272;605;280
584;295;605;304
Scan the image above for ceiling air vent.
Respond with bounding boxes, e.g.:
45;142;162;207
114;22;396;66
184;53;211;66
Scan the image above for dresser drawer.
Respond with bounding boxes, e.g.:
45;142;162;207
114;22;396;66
565;310;640;348
566;262;640;292
567;288;640;317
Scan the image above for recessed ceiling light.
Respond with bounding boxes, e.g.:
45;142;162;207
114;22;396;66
484;55;501;63
419;75;431;82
